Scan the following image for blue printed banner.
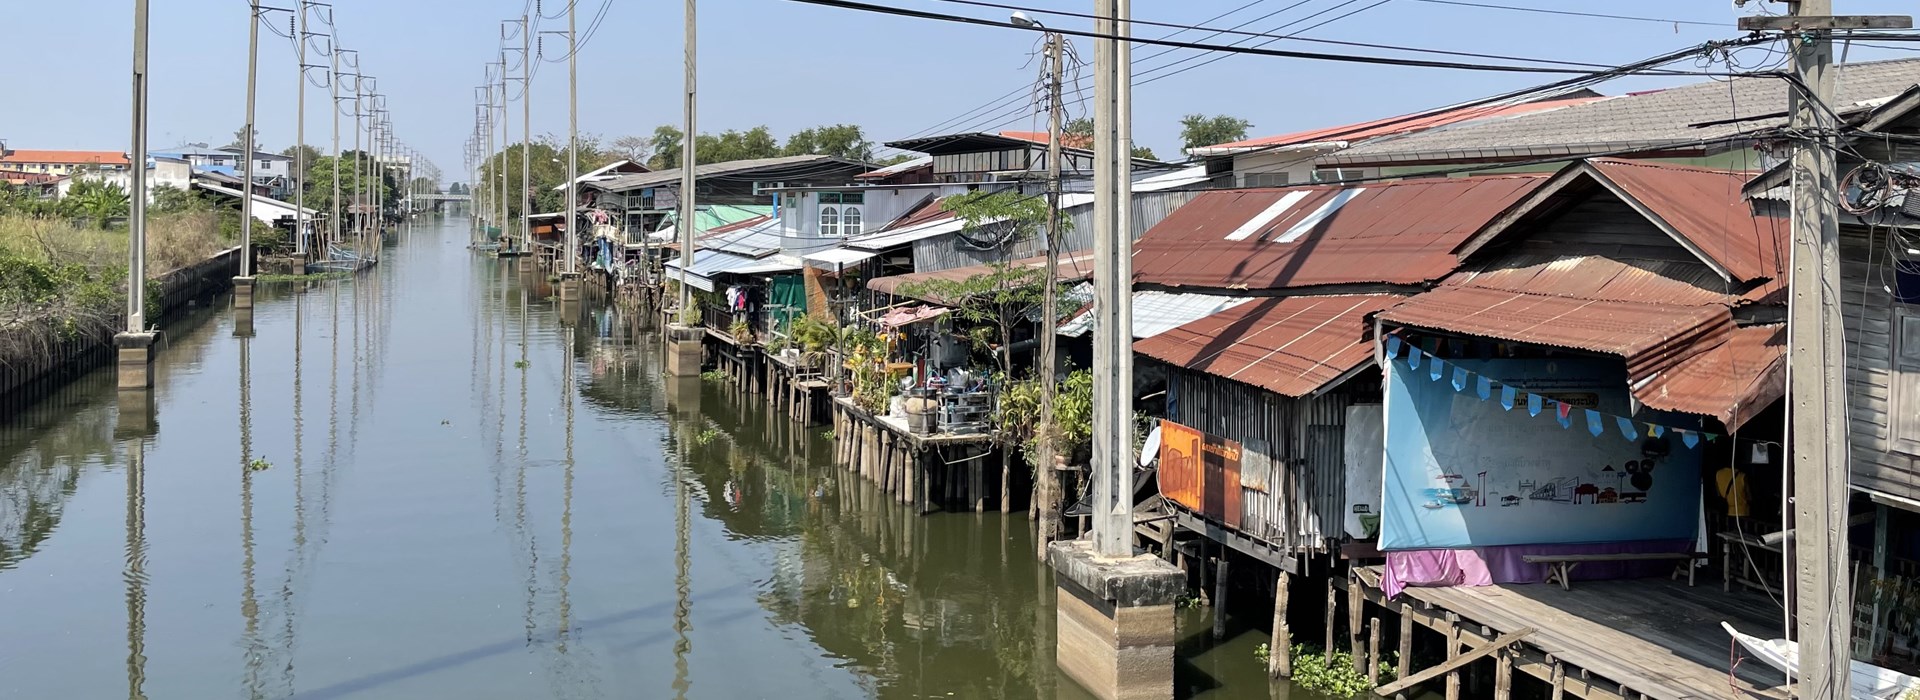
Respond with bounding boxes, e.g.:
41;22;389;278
1380;358;1703;550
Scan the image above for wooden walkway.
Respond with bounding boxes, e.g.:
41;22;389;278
1353;566;1790;700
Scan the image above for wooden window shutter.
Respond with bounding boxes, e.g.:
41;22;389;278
1896;309;1920;456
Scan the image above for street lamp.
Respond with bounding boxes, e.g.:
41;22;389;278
1009;10;1040;27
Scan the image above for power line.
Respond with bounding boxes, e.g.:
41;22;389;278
1409;0;1721;28
923;0;1642;70
784;0;1748;76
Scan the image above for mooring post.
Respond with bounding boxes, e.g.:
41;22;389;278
1270;569;1292;678
1212;557;1230;640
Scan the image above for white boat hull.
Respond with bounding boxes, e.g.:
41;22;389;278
1723;621;1920;700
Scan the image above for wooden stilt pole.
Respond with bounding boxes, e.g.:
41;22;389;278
1367;617;1381;685
1213;557;1230;640
1349;578;1365;671
1270;570;1292;678
1444;613;1462;700
1494;649;1513;700
1325;579;1337;655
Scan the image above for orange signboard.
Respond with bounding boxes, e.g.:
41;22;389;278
1155;419;1244;529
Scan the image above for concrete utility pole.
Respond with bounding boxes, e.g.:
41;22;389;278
520;14;531;256
118;0;157;390
294;1;308;257
1739;6;1910;700
678;0;697;322
1026;14;1065;555
351;78;364;250
235;0;260;316
561;0;582;303
330;48;350;254
1090;0;1134;558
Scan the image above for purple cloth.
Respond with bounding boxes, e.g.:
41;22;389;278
1381;539;1694;598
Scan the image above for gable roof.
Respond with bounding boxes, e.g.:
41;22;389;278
1328;58;1920;166
551;159;650;191
1189;95;1605;156
1456;159;1786;287
1130;175;1548;292
593;155;870;193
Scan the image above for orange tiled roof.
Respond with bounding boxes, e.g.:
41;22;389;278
0;149;131;167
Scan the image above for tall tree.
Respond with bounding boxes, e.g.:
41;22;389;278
612;135;652;165
447;182;468;195
1178;113;1252;150
227;126;258;151
696;126;780;164
648;125;685;170
782;124;874;162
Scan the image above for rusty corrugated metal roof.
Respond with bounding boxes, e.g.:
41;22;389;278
1378;286;1734;383
1449;255;1738;307
866;250;1096;304
1587;159;1787;284
1131;175;1546;292
1636;324;1785;430
1136;294;1401;397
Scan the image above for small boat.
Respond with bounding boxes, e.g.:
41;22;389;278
1722;622;1920;699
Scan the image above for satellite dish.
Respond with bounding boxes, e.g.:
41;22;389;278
1139;424;1162;468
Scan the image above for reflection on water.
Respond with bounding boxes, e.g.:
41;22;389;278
0;216;1277;699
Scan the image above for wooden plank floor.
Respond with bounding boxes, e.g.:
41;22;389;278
1359;566;1791;700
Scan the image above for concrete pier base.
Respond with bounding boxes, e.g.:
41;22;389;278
232;276;255;310
664;325;704;377
557;273;581;303
113;331;159;391
1048;539;1185;700
114;389;158;439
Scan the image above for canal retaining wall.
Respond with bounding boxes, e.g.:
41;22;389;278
0;246;244;409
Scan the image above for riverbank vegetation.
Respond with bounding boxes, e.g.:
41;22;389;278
0;195;237;372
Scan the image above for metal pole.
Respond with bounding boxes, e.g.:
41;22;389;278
521;14;532;256
294;1;307;256
566;3;580;277
329;49;342;253
1785;1;1850;697
240;1;258;277
1035;29;1063;555
352;79;362;248
1090;0;1133;557
678;0;696;321
127;0;149;332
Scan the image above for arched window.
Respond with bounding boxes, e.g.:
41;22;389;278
819;205;840;237
841;207;862;236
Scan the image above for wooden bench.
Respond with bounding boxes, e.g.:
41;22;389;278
1522;552;1711;591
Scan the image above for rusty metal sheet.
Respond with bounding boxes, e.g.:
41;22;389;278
1131;175;1546;291
1136;294;1401;397
1635;324;1785;430
866;250;1096;303
1378;286;1734;382
1449;255;1737;306
1588;159;1788;284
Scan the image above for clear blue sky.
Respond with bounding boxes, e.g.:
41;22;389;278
5;0;1917;184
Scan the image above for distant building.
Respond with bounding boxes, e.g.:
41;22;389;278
52;155;192;202
0;149;132;176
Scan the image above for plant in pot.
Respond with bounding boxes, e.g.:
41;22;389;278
729;319;754;344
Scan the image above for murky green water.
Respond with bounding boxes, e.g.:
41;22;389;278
0;217;1283;699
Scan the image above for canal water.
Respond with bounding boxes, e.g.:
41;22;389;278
0;217;1284;699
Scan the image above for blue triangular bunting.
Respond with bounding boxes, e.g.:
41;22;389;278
1476;375;1492;400
1681;430;1700;448
1430;358;1446;382
1408;346;1422;369
1452;366;1469;392
1556;402;1573;429
1385;336;1403;359
1585;409;1604;436
1500;385;1517;411
1616;416;1638;441
1528;393;1543;417
1648;424;1664;439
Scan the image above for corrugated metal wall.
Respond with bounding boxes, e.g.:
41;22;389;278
1166;366;1376;554
911;190;1199;274
1842;223;1920;500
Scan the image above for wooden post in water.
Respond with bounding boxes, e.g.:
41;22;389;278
1396;604;1414;688
1270;570;1291;678
1367;618;1381;685
1494;649;1513;700
1443;613;1462;700
1213;558;1230;640
1349;578;1364;671
1324;579;1337;656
